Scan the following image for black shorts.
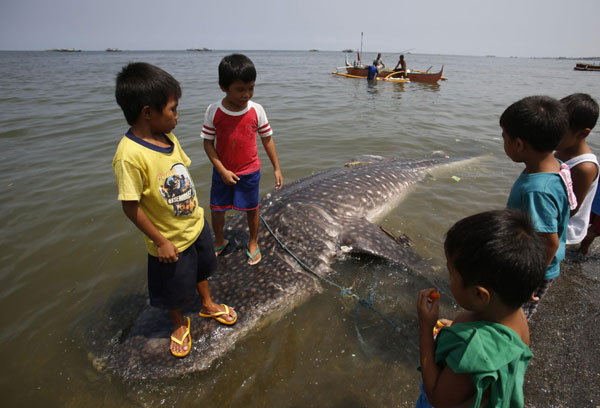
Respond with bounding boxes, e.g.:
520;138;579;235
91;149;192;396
147;222;217;310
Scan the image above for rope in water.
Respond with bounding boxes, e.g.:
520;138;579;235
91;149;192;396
259;214;402;337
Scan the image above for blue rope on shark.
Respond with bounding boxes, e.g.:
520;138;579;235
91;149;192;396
260;213;403;351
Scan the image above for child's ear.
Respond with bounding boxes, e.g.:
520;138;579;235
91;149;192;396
219;85;227;93
577;128;591;139
472;285;491;306
515;137;526;152
141;105;152;119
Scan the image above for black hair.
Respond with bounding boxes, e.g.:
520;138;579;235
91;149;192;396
218;54;257;89
115;62;182;126
499;95;568;152
444;209;546;308
561;93;599;132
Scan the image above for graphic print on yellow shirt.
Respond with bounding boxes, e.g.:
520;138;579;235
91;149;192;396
159;163;197;216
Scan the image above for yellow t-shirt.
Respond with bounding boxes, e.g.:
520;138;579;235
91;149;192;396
112;130;204;256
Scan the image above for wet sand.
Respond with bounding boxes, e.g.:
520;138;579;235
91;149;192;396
525;245;600;407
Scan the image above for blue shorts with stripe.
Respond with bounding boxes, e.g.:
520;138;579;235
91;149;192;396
210;168;260;211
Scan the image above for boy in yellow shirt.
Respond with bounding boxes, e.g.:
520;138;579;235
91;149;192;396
112;62;237;358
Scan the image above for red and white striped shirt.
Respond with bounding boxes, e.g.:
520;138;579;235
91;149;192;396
201;100;273;175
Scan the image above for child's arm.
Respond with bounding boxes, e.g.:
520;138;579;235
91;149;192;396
203;139;240;185
417;289;475;407
569;162;598;216
540;232;559;268
261;136;283;189
121;201;179;263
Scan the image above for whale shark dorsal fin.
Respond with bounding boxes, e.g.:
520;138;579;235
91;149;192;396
339;218;423;266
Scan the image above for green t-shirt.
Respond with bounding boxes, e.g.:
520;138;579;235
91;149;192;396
435;321;532;408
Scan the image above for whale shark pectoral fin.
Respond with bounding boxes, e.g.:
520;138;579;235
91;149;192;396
339;218;421;266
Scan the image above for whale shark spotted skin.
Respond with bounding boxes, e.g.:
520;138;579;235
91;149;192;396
101;155;466;379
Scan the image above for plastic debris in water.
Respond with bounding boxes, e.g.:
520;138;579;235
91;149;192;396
451;176;461;182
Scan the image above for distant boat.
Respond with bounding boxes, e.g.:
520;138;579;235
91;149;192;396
309;49;318;52
574;63;600;72
342;49;353;53
105;48;122;52
186;47;211;51
45;48;81;52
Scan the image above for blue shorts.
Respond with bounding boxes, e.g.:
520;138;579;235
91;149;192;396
210;168;260;212
147;222;217;310
416;381;433;408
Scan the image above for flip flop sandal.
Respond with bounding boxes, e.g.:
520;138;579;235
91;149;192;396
246;247;261;265
214;240;230;256
170;316;191;358
199;304;238;325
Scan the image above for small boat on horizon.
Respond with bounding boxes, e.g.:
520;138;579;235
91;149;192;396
574;63;600;72
45;48;81;52
105;48;122;52
186;47;211;52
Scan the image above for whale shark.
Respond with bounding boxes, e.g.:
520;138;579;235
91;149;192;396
94;155;471;379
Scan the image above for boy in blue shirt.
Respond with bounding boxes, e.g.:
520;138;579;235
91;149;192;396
112;62;237;359
500;95;573;319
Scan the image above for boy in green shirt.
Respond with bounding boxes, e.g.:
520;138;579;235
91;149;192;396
416;209;546;407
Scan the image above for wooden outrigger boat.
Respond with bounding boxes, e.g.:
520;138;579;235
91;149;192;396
343;64;445;83
331;71;409;83
342;53;445;83
574;63;600;72
337;33;446;83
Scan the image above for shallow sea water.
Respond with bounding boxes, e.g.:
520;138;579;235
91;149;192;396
1;50;599;406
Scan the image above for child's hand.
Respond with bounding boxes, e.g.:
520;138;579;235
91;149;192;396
220;170;240;185
157;240;179;263
417;288;440;329
274;169;283;189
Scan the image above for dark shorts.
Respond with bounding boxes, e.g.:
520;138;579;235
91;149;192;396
147;221;217;310
591;212;600;235
210;168;260;212
522;278;554;320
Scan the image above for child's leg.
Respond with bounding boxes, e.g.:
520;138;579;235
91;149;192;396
196;280;236;322
247;209;259;255
169;309;190;355
211;210;227;250
579;213;600;255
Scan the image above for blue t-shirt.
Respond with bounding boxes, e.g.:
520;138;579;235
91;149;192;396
367;65;378;80
507;171;570;279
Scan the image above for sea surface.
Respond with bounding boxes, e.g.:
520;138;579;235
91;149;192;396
1;50;599;407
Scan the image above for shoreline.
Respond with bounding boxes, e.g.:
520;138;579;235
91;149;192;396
525;246;600;407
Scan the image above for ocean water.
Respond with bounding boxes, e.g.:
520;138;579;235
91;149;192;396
1;50;599;406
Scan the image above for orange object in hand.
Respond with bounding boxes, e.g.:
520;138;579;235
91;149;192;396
428;291;441;299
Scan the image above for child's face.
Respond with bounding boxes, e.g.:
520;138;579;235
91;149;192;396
555;129;576;151
222;80;255;110
501;129;521;163
446;254;470;309
149;95;179;134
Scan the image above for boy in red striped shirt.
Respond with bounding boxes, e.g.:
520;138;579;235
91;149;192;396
201;54;283;265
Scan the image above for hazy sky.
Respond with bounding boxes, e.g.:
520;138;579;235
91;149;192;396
1;0;599;57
